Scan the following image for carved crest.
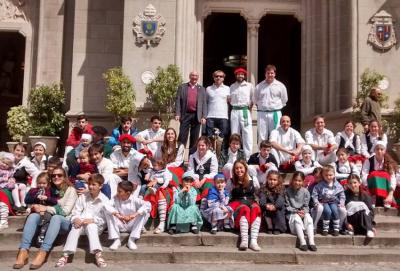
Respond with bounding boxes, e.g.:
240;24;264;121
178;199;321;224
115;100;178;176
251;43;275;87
0;0;27;22
132;4;166;47
368;10;397;51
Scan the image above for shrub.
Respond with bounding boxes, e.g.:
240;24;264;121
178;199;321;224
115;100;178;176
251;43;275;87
6;105;31;142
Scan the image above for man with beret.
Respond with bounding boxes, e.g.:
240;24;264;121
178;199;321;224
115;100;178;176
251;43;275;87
253;64;288;142
229;67;255;159
110;134;138;180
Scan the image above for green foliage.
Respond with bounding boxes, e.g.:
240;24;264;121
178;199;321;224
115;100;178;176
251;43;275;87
352;69;388;123
28;83;66;136
6;105;31;142
103;67;136;122
386;98;400;142
145;65;183;126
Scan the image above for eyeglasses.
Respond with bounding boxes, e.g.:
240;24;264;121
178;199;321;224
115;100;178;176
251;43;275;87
214;75;224;78
51;173;64;178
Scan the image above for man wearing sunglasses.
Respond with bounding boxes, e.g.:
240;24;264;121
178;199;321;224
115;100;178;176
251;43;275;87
205;70;230;150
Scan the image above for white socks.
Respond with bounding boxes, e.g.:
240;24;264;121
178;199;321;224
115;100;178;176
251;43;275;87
239;216;249;250
249;217;261;251
155;199;167;233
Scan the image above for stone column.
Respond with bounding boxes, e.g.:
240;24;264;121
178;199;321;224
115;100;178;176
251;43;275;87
247;20;259;85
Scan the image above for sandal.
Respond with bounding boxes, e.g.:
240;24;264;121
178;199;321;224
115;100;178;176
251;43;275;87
95;252;107;268
55;255;69;268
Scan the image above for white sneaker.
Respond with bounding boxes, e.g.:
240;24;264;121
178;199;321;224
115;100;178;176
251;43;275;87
249;240;261;251
366;230;375;238
127;238;137;250
109;239;121;250
384;203;391;209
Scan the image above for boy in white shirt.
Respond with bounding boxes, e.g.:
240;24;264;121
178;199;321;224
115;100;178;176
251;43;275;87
56;174;111;268
107;181;151;250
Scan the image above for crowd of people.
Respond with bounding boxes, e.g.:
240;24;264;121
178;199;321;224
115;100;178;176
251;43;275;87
0;65;398;269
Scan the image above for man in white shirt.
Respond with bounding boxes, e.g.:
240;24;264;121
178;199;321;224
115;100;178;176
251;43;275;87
229;67;255;159
206;70;230;149
269;115;305;167
135;115;165;159
304;115;337;166
110;134;138;180
253;64;288;141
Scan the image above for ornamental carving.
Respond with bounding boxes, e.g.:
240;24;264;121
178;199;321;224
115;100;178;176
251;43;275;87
132;4;166;47
368;10;397;51
0;0;26;22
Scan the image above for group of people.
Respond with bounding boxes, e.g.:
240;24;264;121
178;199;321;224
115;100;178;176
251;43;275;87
0;65;397;269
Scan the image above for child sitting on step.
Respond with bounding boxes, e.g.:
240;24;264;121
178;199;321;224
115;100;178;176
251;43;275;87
312;165;346;236
167;171;203;234
285;171;317;251
25;172;58;245
201;173;233;234
56;174;110;268
107;180;151;250
259;170;286;235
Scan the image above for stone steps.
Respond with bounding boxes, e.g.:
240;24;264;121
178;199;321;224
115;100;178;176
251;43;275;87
2;246;400;264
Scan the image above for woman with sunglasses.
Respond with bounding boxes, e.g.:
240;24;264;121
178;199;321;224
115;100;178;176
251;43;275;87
14;167;78;270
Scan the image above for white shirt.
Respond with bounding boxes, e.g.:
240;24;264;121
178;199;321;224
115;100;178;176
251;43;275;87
136;128;165;156
149;168;172;189
31;155;52;171
108;194;151;216
305;128;336;159
206;84;230;119
229;80;254;106
335;131;361;154
335;161;355;179
188;150;218;179
110;148;138;169
360;133;388;158
96;158;114;176
15;156;40;188
253;79;288;110
128;152;148;185
70;192;111;228
269;127;305;162
294;159;322;176
164;144;185;168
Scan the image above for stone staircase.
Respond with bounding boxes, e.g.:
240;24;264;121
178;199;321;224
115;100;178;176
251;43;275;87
1;207;400;265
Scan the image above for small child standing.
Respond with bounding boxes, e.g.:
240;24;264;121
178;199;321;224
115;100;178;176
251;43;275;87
259;170;286;234
345;174;375;238
285;171;317;251
56;174;110;268
25;172;58;245
167;171;203;234
312;165;346;236
107;181;151;250
201;174;233;234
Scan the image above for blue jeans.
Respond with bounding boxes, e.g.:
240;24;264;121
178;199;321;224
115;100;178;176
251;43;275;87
322;203;339;221
20;213;71;251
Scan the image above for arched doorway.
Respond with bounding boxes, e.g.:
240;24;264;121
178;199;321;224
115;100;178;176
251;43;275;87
0;31;25;147
258;14;301;130
203;13;247;87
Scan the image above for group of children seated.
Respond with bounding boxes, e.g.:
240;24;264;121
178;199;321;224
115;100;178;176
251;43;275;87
1;114;399;268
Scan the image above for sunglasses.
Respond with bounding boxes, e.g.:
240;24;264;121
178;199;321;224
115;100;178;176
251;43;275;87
51;173;64;178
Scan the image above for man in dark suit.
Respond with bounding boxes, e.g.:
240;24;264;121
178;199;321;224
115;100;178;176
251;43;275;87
175;71;207;152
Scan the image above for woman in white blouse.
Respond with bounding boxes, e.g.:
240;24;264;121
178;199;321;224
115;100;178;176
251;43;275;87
360;120;387;158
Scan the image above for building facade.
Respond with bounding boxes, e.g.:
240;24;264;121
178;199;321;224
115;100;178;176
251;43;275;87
0;0;399;146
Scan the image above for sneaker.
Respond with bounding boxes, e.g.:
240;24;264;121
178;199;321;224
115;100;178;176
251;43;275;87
332;230;339;237
366;230;375;238
308;245;318;252
127;238;137;250
210;227;217;235
109;239;121;250
249;240;261;251
384;203;391;209
321;231;329;236
191;225;199;234
168;227;175;235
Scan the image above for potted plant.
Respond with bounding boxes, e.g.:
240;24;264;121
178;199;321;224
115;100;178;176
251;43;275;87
27;83;66;155
103;67;136;123
6;105;31;152
145;64;183;127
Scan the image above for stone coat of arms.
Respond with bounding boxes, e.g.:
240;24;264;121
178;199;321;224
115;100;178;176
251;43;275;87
368;10;397;51
133;4;166;47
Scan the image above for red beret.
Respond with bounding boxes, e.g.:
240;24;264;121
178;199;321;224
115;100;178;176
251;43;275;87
234;67;247;75
118;134;136;144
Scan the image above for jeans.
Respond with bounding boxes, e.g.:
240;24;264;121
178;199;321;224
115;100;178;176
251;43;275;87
322;203;339;220
20;213;71;252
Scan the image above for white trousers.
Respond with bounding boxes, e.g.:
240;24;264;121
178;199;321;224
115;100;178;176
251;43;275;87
230;109;253;159
257;110;282;142
106;212;150;240
63;223;103;254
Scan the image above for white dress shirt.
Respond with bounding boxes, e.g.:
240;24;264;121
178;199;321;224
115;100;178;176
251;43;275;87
229;81;254;106
253;79;288;110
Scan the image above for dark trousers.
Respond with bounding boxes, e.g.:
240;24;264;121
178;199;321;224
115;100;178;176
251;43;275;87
178;112;201;152
347;210;374;234
206;118;230;150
